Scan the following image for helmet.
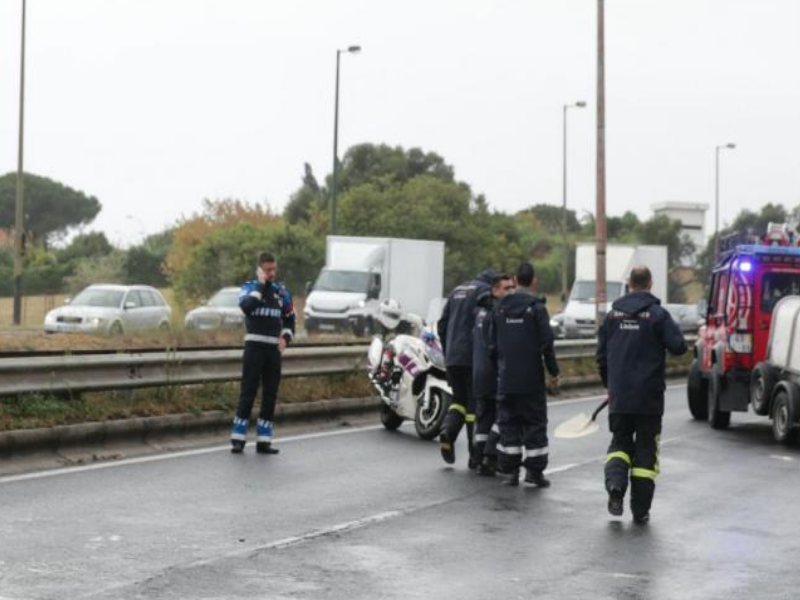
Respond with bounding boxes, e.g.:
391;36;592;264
377;299;402;331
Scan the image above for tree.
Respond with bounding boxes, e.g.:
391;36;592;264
523;204;581;234
124;230;173;287
57;232;113;264
0;173;101;247
64;251;127;295
284;163;324;224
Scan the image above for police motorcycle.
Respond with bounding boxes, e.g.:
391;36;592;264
366;300;452;440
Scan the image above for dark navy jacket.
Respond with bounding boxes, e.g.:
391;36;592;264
438;271;494;368
472;297;496;401
489;289;559;399
239;279;296;346
597;291;687;415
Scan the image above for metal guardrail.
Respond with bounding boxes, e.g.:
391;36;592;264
0;337;696;398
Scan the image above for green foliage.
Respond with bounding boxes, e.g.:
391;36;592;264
64;251;127;295
57;232;113;264
172;222;324;304
124;230;173;287
0;172;101;246
338;176;525;290
285;163;324;224
523;204;581;234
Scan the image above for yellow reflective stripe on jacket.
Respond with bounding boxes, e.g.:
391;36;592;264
448;403;466;416
631;467;658;481
606;451;631;465
465;413;476;424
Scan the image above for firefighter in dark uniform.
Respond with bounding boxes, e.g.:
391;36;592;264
230;252;296;454
437;269;495;467
489;262;559;487
473;273;515;476
597;266;687;523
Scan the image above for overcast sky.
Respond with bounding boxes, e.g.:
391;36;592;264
0;0;798;247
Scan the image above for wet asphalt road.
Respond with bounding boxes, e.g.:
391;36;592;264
2;386;800;600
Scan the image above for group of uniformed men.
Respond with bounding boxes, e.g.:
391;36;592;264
228;251;687;523
438;262;687;523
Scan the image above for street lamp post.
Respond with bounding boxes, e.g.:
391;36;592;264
330;45;361;236
714;143;736;257
12;0;27;326
561;101;587;307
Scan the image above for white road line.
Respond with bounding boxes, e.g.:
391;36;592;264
0;425;384;486
769;454;795;462
0;383;690;485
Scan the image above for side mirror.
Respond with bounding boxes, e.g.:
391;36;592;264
367;285;380;300
124;301;138;310
305;281;314;295
696;298;708;319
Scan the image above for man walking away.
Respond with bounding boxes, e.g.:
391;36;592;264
490;263;559;487
231;253;296;455
473;273;515;476
598;265;687;523
437;269;495;467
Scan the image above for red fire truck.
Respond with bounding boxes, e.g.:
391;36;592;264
688;224;800;441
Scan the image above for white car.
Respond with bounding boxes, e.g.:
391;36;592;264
184;287;244;330
44;284;172;335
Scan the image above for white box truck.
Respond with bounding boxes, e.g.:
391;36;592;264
304;236;445;336
552;243;668;338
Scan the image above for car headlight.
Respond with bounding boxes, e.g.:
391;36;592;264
224;314;244;324
87;317;105;327
357;300;366;309
550;319;560;328
45;313;56;324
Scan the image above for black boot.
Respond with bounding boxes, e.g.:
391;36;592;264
524;470;551;488
439;433;455;465
500;469;520;487
608;489;624;516
633;512;650;525
478;457;497;477
256;442;280;455
231;440;245;454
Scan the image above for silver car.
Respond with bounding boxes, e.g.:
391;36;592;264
184;287;244;331
44;284;172;335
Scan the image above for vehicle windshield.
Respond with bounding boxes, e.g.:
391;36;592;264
761;272;800;313
314;270;370;293
570;281;625;302
70;288;125;308
207;290;240;308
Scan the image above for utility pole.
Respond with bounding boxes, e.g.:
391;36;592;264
595;0;607;331
714;143;736;257
13;0;27;326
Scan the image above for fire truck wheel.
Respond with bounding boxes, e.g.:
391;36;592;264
771;384;799;445
380;404;404;431
750;363;777;416
687;360;709;420
708;365;731;430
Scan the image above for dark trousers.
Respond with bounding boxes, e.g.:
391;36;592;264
442;366;476;461
605;413;662;517
474;395;500;463
497;394;548;475
236;342;282;422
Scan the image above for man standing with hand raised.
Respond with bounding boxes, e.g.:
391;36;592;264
230;252;296;455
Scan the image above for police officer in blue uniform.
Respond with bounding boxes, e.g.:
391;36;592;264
490;262;559;487
230;252;296;454
598;266;687;523
437;270;495;467
473;273;515;476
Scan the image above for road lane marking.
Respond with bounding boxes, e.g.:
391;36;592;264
0;384;690;485
769;454;795;462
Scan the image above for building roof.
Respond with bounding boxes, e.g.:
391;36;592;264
651;201;710;212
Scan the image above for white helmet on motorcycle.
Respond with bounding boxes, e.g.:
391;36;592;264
377;299;403;331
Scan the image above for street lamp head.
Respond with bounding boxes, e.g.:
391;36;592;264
347;45;362;53
576;101;587;108
727;143;736;149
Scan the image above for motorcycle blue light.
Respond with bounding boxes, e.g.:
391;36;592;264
739;261;753;273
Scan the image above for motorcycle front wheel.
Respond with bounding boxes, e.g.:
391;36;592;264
415;390;450;440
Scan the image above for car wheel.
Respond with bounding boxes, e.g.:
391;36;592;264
750;363;777;416
771;384;800;445
109;321;124;336
687;359;709;420
158;321;171;332
708;365;731;430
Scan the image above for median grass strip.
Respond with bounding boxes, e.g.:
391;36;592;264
0;373;373;432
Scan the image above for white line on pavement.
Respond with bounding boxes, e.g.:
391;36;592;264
0;384;689;486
